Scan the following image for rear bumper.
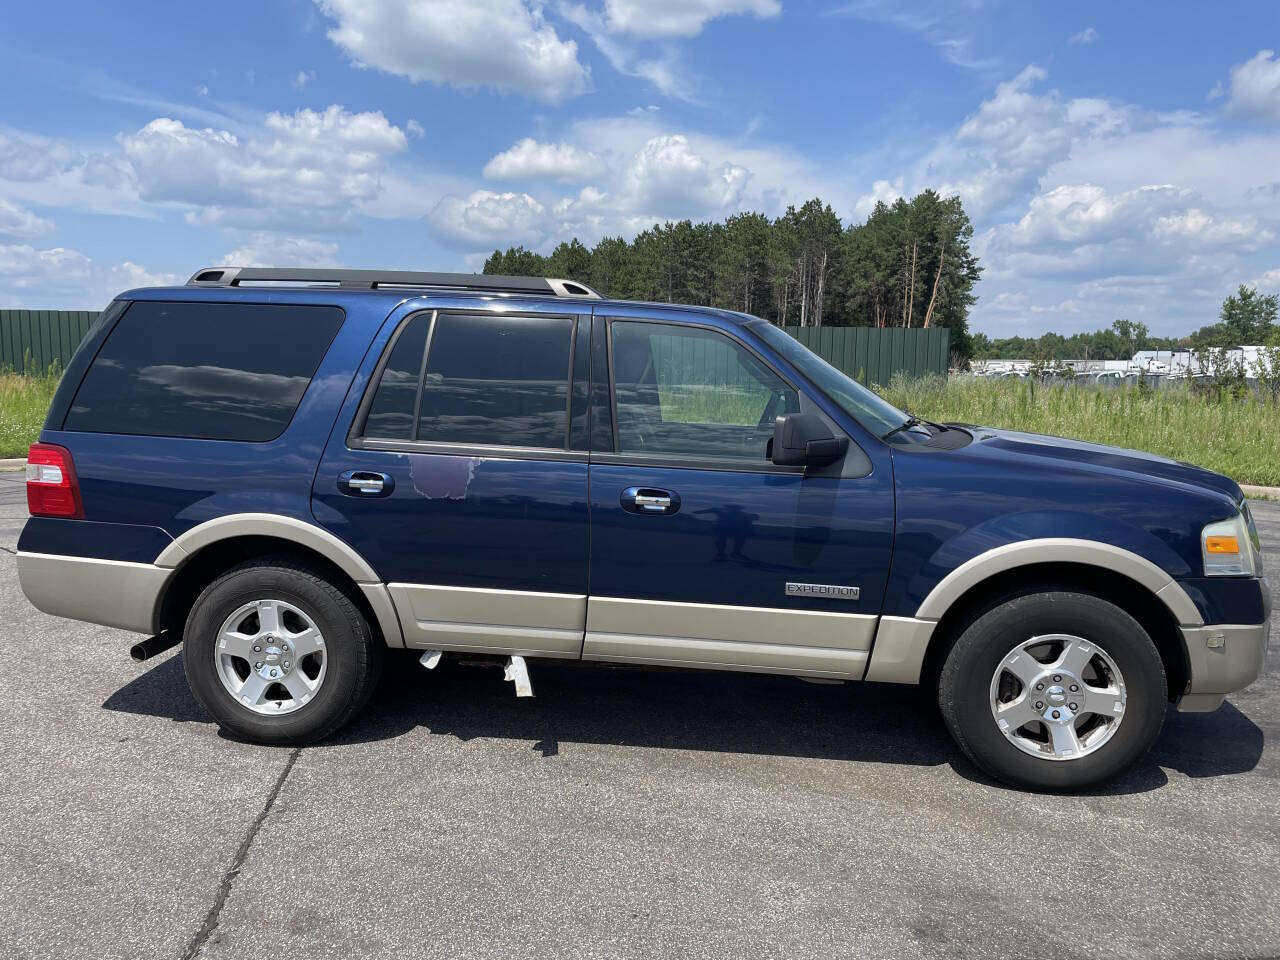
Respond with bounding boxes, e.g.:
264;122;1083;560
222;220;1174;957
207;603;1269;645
16;551;167;634
17;549;406;649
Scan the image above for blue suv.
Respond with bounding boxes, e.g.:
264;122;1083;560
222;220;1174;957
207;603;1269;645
17;267;1271;790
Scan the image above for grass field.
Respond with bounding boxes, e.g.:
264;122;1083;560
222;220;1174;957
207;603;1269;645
0;372;59;458
881;375;1280;487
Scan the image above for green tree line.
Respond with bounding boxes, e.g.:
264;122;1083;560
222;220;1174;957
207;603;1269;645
971;320;1181;362
972;287;1280;362
484;190;983;356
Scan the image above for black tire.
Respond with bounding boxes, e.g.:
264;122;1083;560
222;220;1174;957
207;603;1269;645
183;557;382;745
939;591;1166;791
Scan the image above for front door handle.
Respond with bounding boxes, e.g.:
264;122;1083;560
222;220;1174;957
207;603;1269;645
621;486;680;515
339;470;394;497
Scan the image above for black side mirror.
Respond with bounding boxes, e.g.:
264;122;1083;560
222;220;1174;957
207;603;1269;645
771;412;849;467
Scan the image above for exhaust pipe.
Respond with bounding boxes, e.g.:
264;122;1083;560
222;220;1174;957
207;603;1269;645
130;631;181;663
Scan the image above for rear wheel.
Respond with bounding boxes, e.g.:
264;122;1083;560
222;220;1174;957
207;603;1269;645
939;591;1166;791
183;558;382;745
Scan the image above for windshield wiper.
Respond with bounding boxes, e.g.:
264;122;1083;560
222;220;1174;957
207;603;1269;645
882;415;923;440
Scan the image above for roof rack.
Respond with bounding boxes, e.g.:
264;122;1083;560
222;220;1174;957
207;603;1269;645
185;267;602;299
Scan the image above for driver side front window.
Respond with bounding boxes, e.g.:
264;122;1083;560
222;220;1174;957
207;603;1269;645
611;321;799;460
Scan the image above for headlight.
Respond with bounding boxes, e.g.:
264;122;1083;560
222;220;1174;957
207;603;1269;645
1201;511;1258;577
1243;501;1265;575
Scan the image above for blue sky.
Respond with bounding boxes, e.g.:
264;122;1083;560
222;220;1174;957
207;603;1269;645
1;0;1278;337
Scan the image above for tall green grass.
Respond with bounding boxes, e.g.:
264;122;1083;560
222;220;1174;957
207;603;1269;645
880;374;1280;486
0;372;59;458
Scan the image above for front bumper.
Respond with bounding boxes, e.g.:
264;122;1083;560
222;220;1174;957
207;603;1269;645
1177;577;1272;712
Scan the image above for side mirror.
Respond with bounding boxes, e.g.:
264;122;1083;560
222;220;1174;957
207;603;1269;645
771;412;849;467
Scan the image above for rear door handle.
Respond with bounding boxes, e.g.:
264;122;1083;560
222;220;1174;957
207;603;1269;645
339;471;394;497
621;486;680;515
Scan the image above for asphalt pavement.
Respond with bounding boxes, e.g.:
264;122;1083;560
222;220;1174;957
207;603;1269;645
1;469;1276;960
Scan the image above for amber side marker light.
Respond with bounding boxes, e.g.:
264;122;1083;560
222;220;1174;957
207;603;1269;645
1204;535;1241;554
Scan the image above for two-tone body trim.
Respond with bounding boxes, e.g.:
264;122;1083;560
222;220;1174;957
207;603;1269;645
155;513;382;583
19;514;406;647
582;596;877;678
863;538;1207;686
1178;621;1271;711
389;583;586;658
914;538;1204;626
156;512;406;648
863;616;935;684
17;552;170;634
386;586;880;676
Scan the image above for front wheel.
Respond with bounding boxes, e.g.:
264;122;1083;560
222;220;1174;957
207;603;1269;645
183;558;382;745
939;591;1167;791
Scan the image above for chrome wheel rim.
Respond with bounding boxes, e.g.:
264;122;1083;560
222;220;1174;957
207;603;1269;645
214;599;326;716
989;634;1126;761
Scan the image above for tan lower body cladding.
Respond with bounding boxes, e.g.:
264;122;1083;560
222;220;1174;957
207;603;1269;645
583;596;877;678
389;583;586;658
389;586;914;680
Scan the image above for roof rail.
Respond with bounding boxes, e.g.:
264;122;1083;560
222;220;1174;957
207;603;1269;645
184;267;602;299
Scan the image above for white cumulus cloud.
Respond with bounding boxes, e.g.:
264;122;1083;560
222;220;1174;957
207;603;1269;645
852;177;904;218
559;1;776;99
621;134;749;218
316;0;589;103
219;235;341;267
119;106;409;231
429;129;762;252
0;243;175;309
428;190;548;249
1252;267;1280;291
0;198;55;240
924;66;1130;221
0;131;83;183
1221;49;1280;122
852;63;1280;336
483;139;605;182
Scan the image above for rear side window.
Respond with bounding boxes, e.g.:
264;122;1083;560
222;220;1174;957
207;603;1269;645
362;312;575;449
64;301;344;442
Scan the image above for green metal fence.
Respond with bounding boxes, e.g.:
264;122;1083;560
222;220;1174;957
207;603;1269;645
0;309;950;385
0;310;100;374
784;326;950;385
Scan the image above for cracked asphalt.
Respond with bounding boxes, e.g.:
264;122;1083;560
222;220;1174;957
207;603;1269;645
1;468;1277;960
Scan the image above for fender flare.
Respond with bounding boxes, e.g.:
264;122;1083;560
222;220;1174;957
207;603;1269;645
153;513;405;647
913;537;1204;627
155;513;380;582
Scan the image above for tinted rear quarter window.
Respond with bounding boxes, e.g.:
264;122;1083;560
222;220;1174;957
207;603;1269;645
64;301;345;441
362;312;575;449
419;314;573;448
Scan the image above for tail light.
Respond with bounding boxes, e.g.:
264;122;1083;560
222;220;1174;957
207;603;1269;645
26;443;84;519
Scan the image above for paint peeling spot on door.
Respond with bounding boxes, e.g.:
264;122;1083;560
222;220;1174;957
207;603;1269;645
409;454;480;499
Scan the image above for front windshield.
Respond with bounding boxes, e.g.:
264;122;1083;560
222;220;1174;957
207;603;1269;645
749;321;913;438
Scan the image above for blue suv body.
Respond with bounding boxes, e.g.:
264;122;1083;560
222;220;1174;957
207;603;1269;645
17;268;1270;790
